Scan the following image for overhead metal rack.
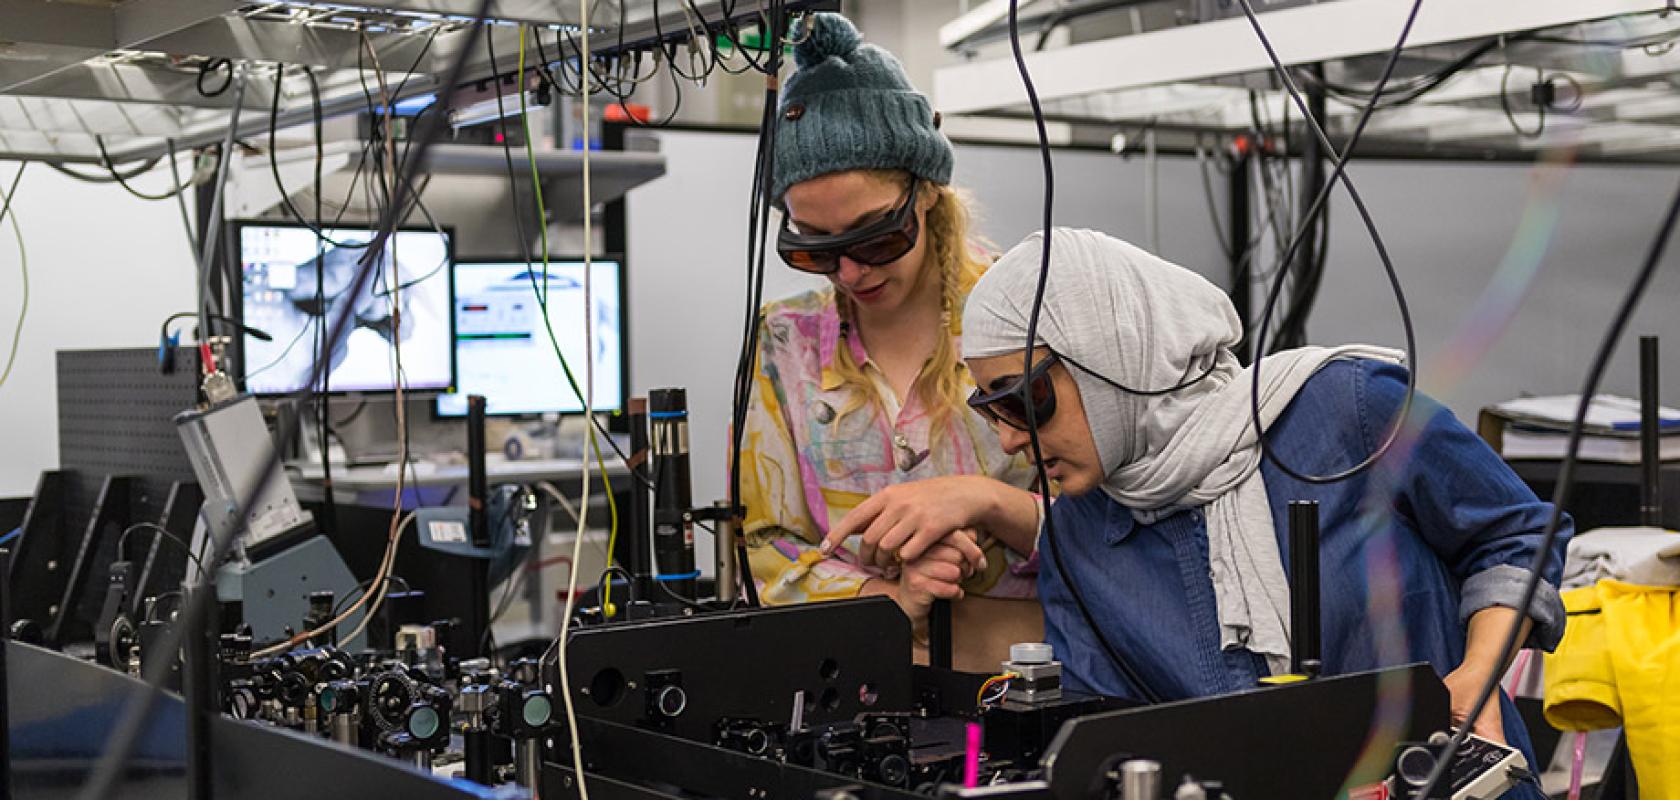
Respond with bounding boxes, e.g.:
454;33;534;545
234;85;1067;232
932;0;1680;161
0;0;830;163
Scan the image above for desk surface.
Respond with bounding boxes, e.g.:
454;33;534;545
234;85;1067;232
292;455;629;491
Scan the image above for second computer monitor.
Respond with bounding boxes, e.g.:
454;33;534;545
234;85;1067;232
437;259;625;418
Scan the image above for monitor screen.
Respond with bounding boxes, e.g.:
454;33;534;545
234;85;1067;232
437;259;625;417
238;224;455;395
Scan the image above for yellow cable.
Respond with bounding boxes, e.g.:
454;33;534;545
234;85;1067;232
533;15;599;799
519;28;620;615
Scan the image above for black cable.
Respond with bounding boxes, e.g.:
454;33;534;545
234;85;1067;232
728;0;786;539
1413;156;1680;800
726;0;786;611
597;565;637;605
1057;348;1220;398
652;0;718;84
484;23;657;495
166;140;199;256
1238;0;1421;485
73;6;494;798
242;317;315;381
1500;64;1547;138
529;24;567;97
1006;0;1162;705
159;311;270;344
332;575;411;618
117;522;207;580
0;163;21;230
1295;36;1512;112
304;64;339;540
562;27;688;129
94;136;191;201
715;0;771;74
45;157;158;184
197;58;233;98
269;64;372;249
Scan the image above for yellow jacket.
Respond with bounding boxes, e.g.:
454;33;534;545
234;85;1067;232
1544;579;1680;798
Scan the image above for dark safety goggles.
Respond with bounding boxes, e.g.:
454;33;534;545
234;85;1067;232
777;181;921;274
967;350;1060;431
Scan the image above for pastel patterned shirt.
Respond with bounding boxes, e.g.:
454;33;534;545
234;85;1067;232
738;287;1039;603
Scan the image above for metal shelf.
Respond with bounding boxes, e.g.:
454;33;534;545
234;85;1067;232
0;0;831;163
233;142;666;255
932;0;1680;161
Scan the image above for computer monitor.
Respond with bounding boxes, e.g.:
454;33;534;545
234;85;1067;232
436;258;626;418
237;222;456;395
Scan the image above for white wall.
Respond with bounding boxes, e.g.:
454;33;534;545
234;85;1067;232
625;129;1228;512
0;160;198;498
1312;160;1680;417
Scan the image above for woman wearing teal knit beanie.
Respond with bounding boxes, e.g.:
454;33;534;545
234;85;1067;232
737;12;1043;670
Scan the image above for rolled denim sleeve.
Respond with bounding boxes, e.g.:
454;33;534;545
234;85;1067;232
1360;363;1572;651
1458;564;1567;650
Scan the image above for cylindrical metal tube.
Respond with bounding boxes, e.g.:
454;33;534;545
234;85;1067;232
714;500;738;604
516;738;543;789
464;728;494;785
408;749;431;772
1641;336;1663;527
183;585;216;800
468;394;490;547
466;394;491;658
626;397;654;603
331;713;357;747
928;599;953;669
1120;759;1162;800
650;388;697;599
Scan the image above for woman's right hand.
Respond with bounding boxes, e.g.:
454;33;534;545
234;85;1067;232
823;475;1017;572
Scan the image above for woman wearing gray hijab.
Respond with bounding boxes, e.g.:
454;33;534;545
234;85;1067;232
825;228;1563;792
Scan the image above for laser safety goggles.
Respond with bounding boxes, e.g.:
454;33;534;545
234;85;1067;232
967;350;1061;432
777;181;921;274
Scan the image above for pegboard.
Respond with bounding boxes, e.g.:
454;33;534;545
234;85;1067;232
57;346;201;484
47;347;205;640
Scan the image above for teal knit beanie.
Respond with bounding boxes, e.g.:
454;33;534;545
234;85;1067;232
771;13;955;205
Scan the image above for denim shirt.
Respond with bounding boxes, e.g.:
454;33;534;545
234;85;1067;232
1040;360;1569;790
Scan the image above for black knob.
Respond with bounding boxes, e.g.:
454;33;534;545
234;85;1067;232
229;688;258;720
278;672;311;707
654;684;687;718
10;619;42;645
876;754;909;787
1396;745;1439;787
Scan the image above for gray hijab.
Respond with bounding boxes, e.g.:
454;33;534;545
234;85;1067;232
963;228;1403;674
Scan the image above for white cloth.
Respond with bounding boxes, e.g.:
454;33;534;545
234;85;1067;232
963;228;1404;674
1561;527;1680;589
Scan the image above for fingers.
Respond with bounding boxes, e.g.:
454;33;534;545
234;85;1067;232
906;560;965;600
823;492;885;555
919;543;978;580
871;518;920;570
856;507;904;568
943;530;988;574
916;533;987;576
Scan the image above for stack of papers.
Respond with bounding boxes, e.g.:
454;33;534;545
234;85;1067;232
1487;395;1680;462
